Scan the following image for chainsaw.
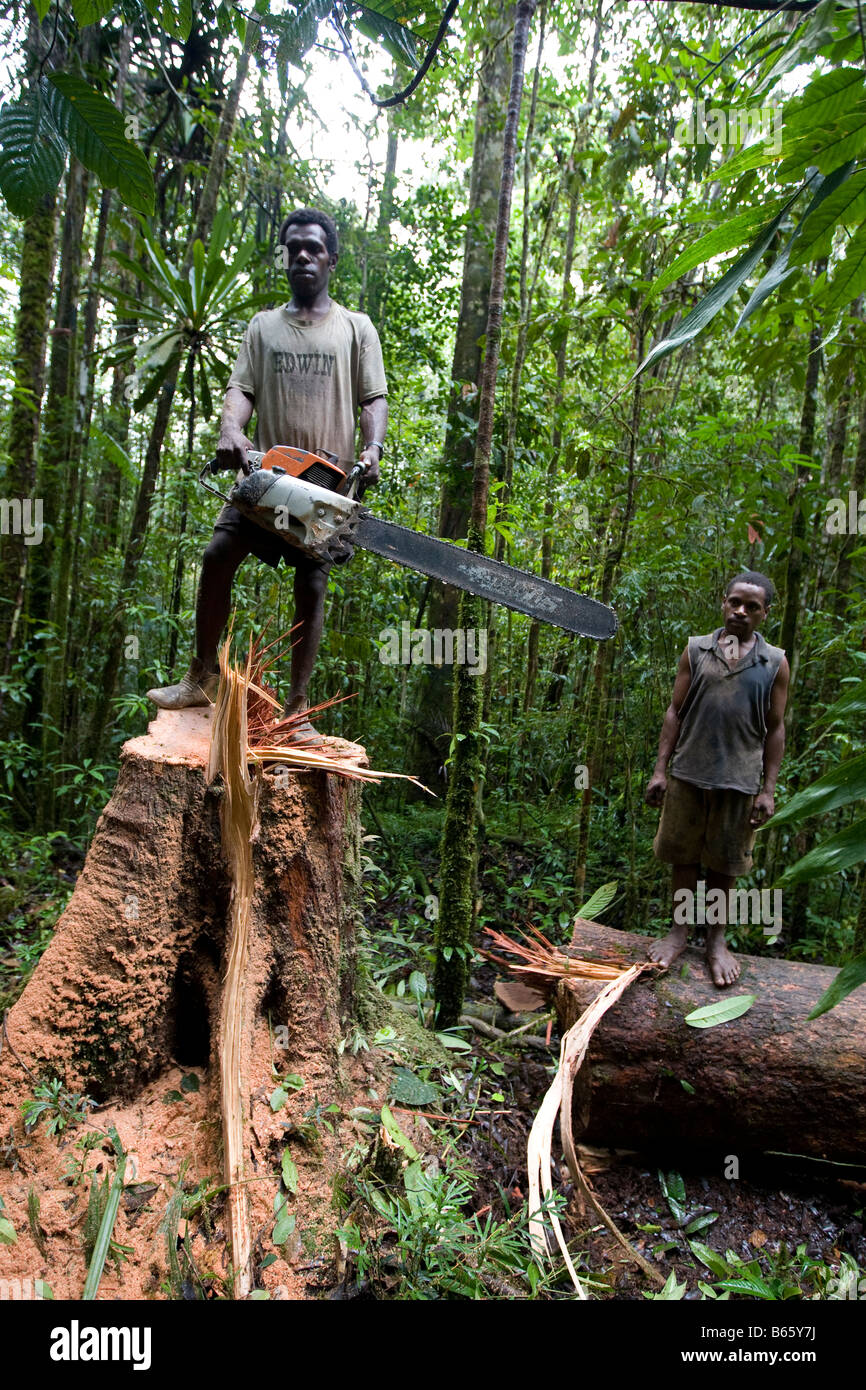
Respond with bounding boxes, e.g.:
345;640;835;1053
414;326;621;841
199;446;617;640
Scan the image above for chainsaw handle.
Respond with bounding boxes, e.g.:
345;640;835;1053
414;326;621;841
344;462;365;499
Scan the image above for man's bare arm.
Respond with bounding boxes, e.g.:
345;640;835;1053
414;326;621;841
358;395;388;486
216;387;255;473
752;655;790;826
645;647;692;806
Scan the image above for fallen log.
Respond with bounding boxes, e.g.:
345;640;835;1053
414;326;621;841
556;921;866;1165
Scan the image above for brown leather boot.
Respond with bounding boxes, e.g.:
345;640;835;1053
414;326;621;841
147;658;219;709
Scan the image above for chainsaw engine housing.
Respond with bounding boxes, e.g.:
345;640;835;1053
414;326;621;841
228;449;362;562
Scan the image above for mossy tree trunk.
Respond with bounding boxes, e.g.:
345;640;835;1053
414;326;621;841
410;5;515;788
87;27;257;760
0;194;57;708
435;0;537;1028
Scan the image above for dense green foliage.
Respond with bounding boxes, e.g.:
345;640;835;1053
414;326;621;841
0;0;864;1012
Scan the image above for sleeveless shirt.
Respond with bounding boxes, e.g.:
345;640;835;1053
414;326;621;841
670;629;785;794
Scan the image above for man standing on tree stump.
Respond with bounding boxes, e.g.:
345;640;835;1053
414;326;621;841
148;207;388;739
644;572;789;987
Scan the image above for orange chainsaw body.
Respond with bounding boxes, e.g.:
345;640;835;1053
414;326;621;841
257;446;347;493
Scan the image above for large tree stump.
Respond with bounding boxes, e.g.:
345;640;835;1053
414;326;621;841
0;709;370;1299
556;921;866;1164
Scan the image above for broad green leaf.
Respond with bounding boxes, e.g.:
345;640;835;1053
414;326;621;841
717;1275;775;1299
645;1270;687;1300
90;426;139;484
715;136;782;184
269;1085;288;1112
807;952;866;1019
817;679;866;727
575;880;618;921
769;753;866;827
659;1169;687;1222
689;1240;732;1278
281;1151;298;1194
267;0;333;69
180;1072;199;1093
359;2;445;43
778;113;866;183
788;163;864;269
131;349;180;410
786;68;866;134
42;73;154;215
272;1193;296;1245
353;7;421;68
389;1066;439;1106
0;1215;16;1244
0;89;66;219
820;222;866;313
72;0;117;23
779;818;866;885
32;0;52;18
408;969;427;999
380;1103;420;1158
684;1211;719;1235
651;206;781;298
634;193;800;379
161;0;194;41
684;995;756;1029
737;164;855;326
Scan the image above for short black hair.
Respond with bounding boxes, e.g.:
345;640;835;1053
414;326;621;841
278;207;339;259
725;571;775;606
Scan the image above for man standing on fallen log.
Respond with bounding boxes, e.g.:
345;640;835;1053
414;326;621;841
644;573;789;987
148;207;388;739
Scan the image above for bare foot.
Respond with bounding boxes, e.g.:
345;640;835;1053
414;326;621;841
705;929;740;987
648;925;689;970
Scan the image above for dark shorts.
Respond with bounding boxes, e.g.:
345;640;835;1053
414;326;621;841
212;503;331;574
653;774;757;877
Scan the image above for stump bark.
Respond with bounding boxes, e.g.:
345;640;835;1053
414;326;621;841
557;921;866;1164
0;709;369;1299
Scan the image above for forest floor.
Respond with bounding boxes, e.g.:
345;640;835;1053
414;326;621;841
1;824;864;1301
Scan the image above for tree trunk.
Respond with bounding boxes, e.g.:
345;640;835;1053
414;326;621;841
365;119;399;327
775;303;824;937
555;920;866;1164
524;0;604;712
86;27;257;759
0;193;57;702
0;709;368;1299
435;0;537;1028
573;322;643;893
493;0;549;566
25;156;89;800
410;5;515;787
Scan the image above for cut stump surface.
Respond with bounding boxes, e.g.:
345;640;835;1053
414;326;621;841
0;708;371;1299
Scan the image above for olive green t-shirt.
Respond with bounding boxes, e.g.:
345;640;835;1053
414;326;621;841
227;301;388;469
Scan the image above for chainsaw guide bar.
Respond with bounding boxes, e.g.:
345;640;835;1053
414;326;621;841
199;447;617;640
352;515;617;640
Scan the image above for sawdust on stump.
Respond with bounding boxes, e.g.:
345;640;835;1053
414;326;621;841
0;707;382;1300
